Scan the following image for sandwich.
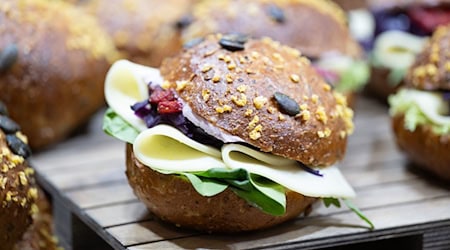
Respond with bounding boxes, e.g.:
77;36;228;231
389;24;450;181
364;0;450;101
180;0;370;105
103;34;373;232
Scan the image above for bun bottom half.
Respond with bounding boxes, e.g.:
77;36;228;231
125;144;317;233
392;115;450;181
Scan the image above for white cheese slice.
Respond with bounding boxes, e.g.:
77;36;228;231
104;60;163;132
133;125;356;199
373;30;427;70
133;124;225;172
393;88;450;125
222;144;356;199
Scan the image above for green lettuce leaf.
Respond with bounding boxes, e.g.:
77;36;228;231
183;173;228;197
102;109;139;144
336;60;370;93
389;90;450;135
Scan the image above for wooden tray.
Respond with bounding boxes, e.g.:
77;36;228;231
31;96;450;250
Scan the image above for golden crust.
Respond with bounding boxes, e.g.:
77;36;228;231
126;145;316;233
182;0;361;59
161;35;354;166
0;130;38;249
405;24;450;91
392;115;450;181
0;0;120;149
81;0;196;67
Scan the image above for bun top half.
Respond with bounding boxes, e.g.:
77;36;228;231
182;0;362;59
160;34;354;166
405;24;450;90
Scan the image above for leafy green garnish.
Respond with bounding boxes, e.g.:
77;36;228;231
343;199;375;230
323;198;374;230
323;197;341;208
335;60;370;93
389;90;450;135
183;173;228;196
102;108;139;144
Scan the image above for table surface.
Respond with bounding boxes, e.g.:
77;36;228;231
30;96;450;250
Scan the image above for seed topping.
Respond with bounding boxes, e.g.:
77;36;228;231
267;4;285;23
219;33;248;52
0;43;18;73
273;92;300;116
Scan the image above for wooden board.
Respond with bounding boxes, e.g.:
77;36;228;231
30;96;450;250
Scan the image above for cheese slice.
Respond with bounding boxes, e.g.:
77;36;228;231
222;144;356;199
133;125;356;199
104;60;163;132
133;124;226;172
391;88;450;125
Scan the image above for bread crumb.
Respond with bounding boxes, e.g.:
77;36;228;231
315;106;328;124
323;84;331;91
27;187;38;200
176;80;189;91
311;94;319;104
212;75;221;83
224;55;232;63
227;63;237;70
267;107;276;114
300;110;311;121
244;109;253;117
253;96;268;109
18;172;28;186
201;64;213;73
278;114;285;121
237;85;247;93
226;74;234;83
251;51;259;59
202;89;210;102
290;74;300;83
231;93;247;107
249;124;263;140
248;115;259;129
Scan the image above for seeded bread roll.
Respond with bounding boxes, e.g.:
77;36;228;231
405;25;450;91
79;0;196;67
15;188;60;250
0;102;38;250
161;34;354;166
126;144;316;233
182;0;362;59
0;0;120;149
392;115;450;180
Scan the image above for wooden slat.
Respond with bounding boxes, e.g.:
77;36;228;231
107;221;199;246
129;197;450;250
86;201;151;228
42;159;126;191
65;182;137;209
